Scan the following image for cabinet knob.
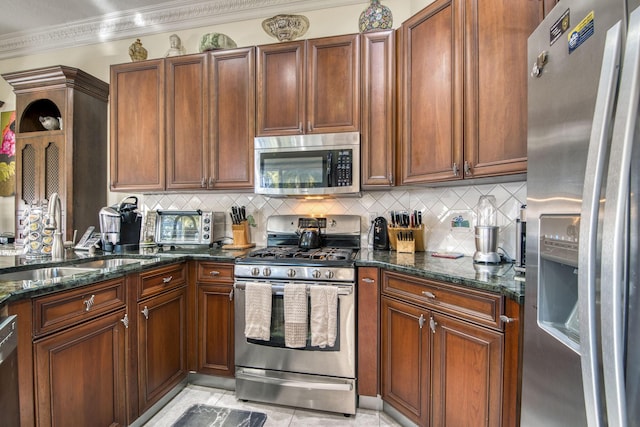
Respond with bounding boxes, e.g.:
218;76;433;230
452;163;460;176
162;276;173;284
429;316;437;333
361;278;375;284
418;314;425;329
201;178;207;188
141;306;149;320
209;270;220;276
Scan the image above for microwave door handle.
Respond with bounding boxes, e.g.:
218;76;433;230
327;152;333;187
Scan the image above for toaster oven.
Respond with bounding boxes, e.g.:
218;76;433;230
153;210;225;246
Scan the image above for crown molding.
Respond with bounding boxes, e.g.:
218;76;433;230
0;0;365;60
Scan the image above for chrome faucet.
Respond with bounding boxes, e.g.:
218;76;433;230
45;193;64;260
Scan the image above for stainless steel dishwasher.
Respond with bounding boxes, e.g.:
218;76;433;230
0;315;20;427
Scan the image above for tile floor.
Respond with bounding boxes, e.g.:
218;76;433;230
143;384;404;427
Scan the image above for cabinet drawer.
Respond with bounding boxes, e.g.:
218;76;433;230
381;270;503;329
34;278;126;337
138;263;186;300
196;262;234;283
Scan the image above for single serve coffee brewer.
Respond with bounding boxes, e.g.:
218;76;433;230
99;196;142;252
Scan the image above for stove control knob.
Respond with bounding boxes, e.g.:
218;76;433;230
325;270;334;279
312;269;321;279
263;267;271;277
251;267;260;276
287;269;296;278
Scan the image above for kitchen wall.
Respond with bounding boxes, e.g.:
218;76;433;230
0;0;433;234
142;179;526;257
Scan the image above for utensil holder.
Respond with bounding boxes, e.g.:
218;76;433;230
388;224;425;252
232;221;251;246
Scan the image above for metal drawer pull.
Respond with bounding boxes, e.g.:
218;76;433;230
162;276;173;284
83;295;95;312
430;316;437;333
121;314;129;329
418;314;425;329
422;291;436;299
229;289;234;301
500;315;516;324
209;271;220;276
361;278;375;284
141;306;149;320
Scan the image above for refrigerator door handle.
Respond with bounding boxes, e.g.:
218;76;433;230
602;7;640;427
578;20;623;427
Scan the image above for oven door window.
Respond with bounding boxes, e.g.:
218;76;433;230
247;293;341;351
258;151;328;189
157;214;201;242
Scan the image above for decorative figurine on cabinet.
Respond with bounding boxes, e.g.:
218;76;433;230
165;34;186;57
128;38;148;62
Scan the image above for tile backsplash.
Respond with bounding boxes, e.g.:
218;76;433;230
141;180;526;258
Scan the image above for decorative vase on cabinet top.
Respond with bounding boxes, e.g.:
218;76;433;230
359;0;393;33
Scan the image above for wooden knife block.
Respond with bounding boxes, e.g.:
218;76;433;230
388;224;425;252
223;221;256;249
233;221;251;246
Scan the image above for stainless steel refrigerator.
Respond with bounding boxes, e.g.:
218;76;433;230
523;0;640;425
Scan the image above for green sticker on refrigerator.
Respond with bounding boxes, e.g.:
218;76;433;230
568;11;594;54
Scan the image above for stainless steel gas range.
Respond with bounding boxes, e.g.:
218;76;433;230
234;214;360;415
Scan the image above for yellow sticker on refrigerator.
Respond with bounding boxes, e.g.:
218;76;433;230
568;11;594;54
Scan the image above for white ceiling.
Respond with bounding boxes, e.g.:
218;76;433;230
0;0;364;60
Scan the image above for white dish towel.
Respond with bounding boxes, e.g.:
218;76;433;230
310;285;338;348
284;283;308;348
244;282;272;341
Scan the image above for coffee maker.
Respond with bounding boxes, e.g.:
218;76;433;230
99;196;142;252
473;195;501;264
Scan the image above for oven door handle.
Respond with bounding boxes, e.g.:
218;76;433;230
235;370;353;391
234;282;352;296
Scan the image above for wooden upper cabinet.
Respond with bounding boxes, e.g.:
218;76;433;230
256;34;360;136
209;47;255;189
166;54;209;190
361;30;396;189
463;0;539;178
399;0;539;184
256;41;305;136
110;59;165;192
401;0;464;184
307;34;360;134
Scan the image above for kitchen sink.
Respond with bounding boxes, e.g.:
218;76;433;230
71;257;155;269
0;266;97;283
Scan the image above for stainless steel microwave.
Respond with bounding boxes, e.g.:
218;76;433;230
153;210;225;246
254;132;360;196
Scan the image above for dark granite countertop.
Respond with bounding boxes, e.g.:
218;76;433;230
356;249;524;302
0;246;524;311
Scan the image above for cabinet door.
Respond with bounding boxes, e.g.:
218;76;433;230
33;309;127;427
196;283;234;376
110;60;165;191
357;267;380;396
462;0;539;178
209;47;255;189
307;34;360;134
256;41;305;136
361;31;395;189
166;54;209;190
137;286;187;413
400;0;464;184
430;312;504;427
381;296;429;425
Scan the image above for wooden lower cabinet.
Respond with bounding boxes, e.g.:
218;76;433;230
33;308;127;427
381;296;430;424
137;285;188;414
380;269;509;427
194;261;235;377
430;312;503;427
